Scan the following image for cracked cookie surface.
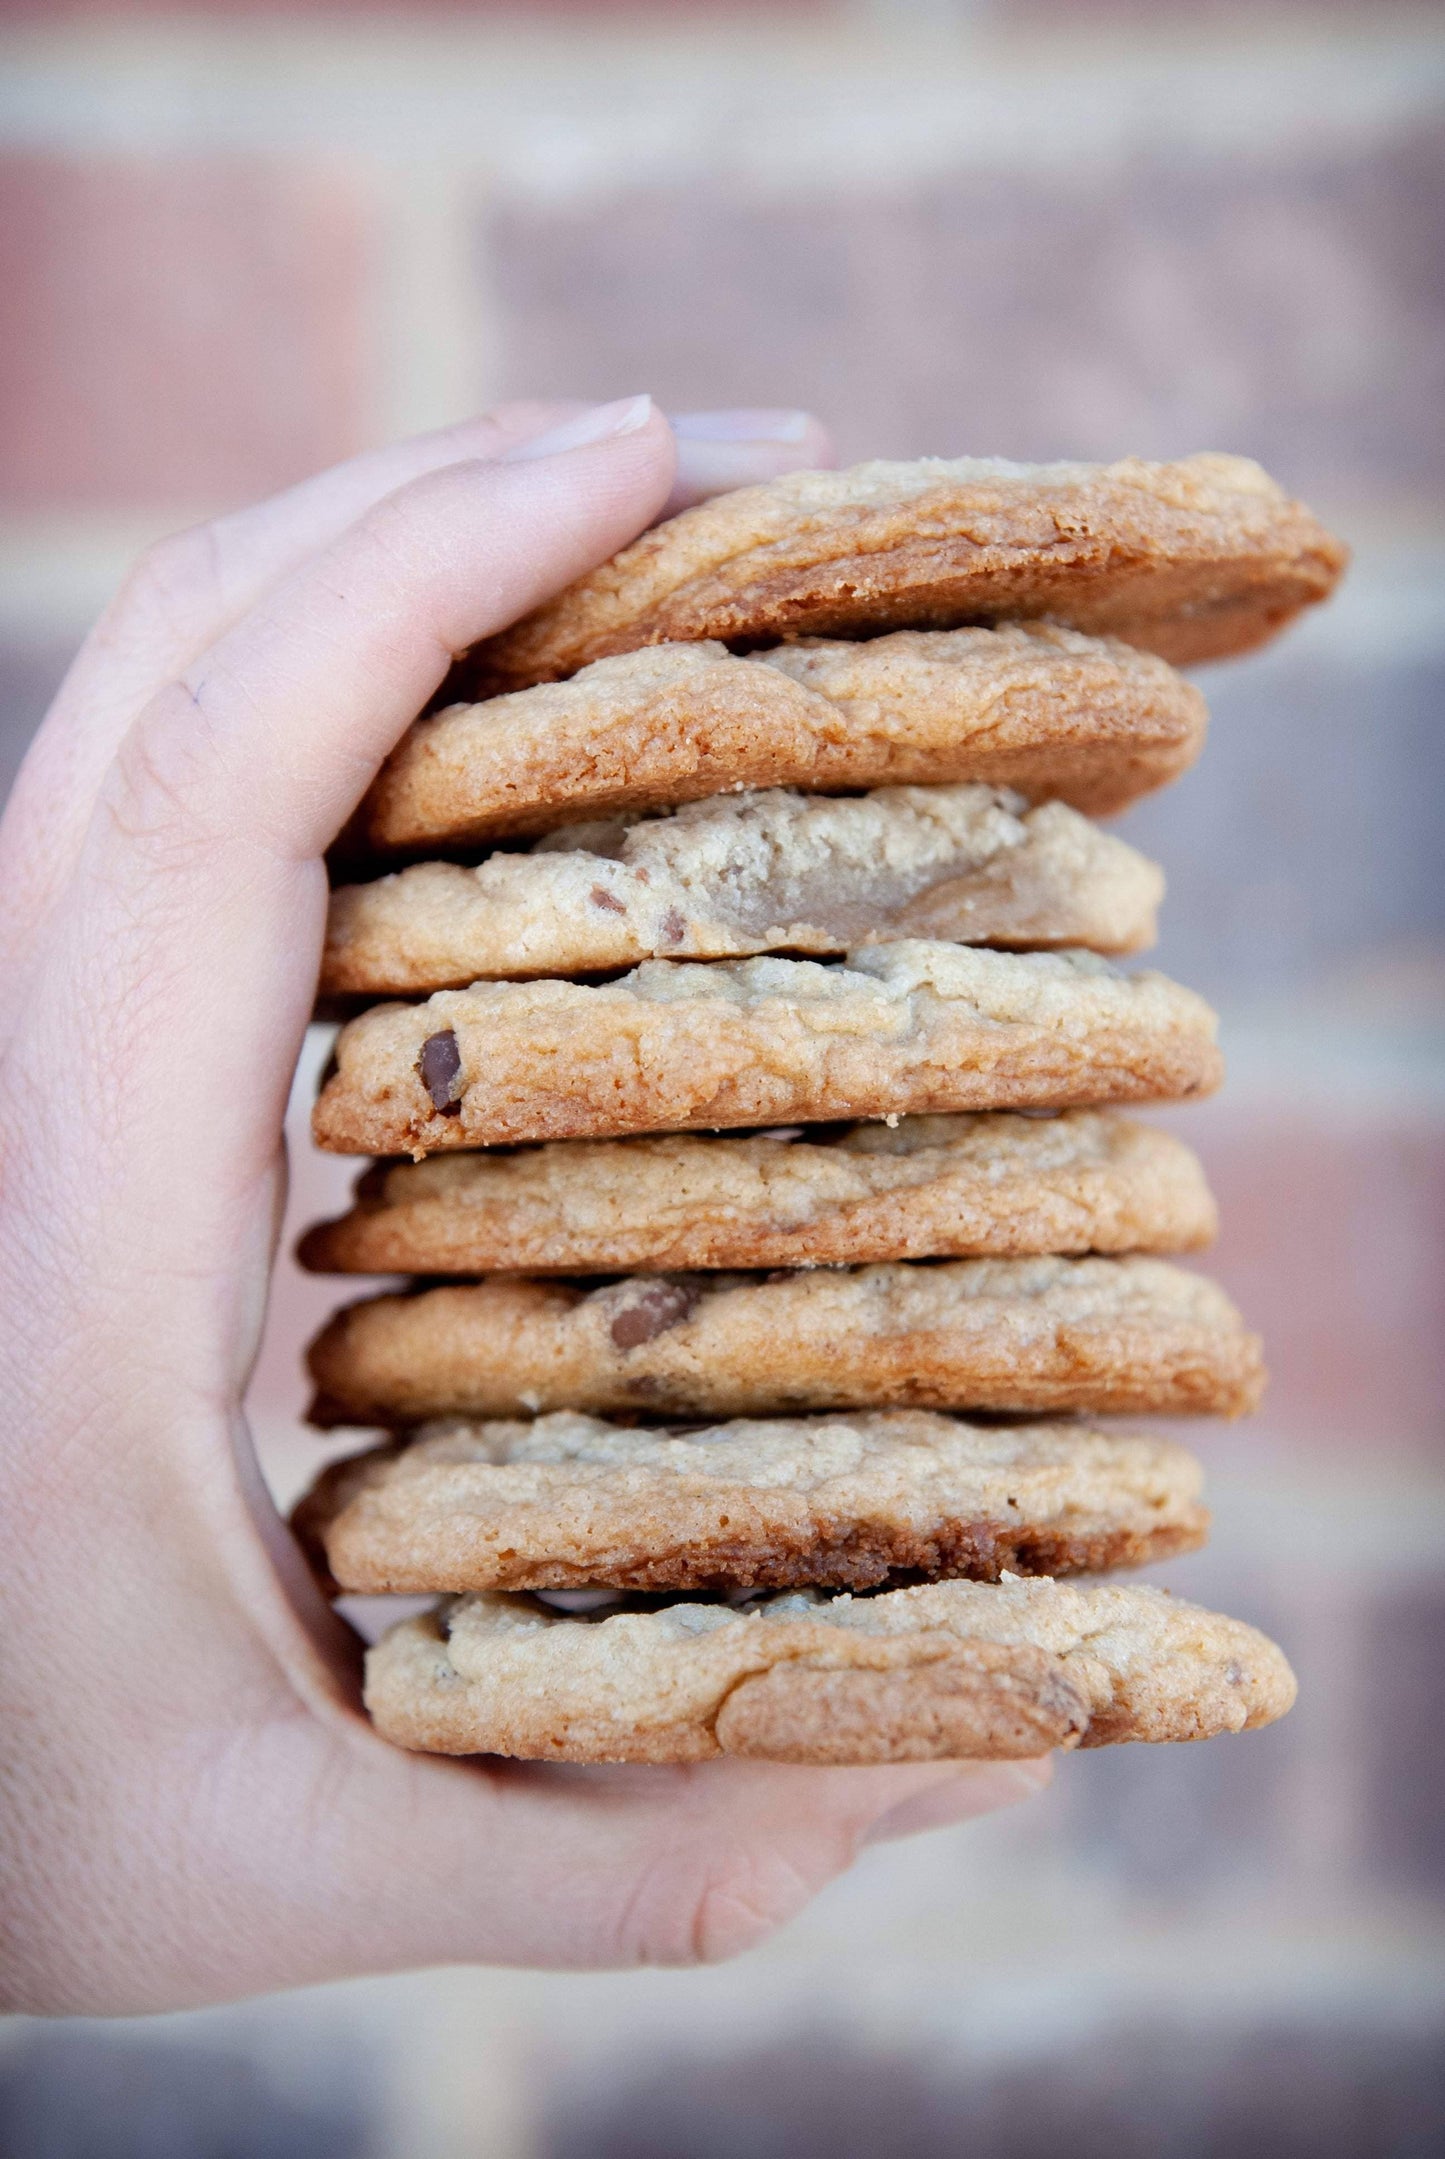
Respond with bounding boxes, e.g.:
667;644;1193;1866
360;623;1207;850
312;943;1222;1155
323;786;1162;995
365;1575;1296;1761
462;452;1346;695
296;1409;1209;1595
306;1254;1264;1425
299;1110;1216;1276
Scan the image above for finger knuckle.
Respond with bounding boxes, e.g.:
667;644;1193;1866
102;685;225;866
114;524;222;634
624;1841;832;1968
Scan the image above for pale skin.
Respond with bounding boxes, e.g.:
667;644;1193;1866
0;398;1049;2015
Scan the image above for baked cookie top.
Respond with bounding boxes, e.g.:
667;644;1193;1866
296;1409;1208;1595
365;1574;1297;1761
462;453;1346;694
312;942;1221;1155
305;1253;1264;1426
322;786;1163;996
359;624;1206;850
298;1109;1216;1277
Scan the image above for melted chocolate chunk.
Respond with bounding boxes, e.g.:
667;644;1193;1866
609;1280;701;1351
417;1028;464;1116
590;885;628;914
658;907;687;946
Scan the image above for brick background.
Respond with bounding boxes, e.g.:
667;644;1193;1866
487;124;1445;513
1194;1110;1445;1457
0;0;821;15
0;155;368;511
1118;649;1445;1004
543;2025;1445;2159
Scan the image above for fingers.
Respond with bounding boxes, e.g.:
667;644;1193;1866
0;400;588;1010
0;398;832;1012
863;1758;1051;1841
186;1727;1050;2002
667;408;834;514
110;395;675;869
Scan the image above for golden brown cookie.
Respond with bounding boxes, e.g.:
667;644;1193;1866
305;1255;1264;1426
298;1111;1215;1277
361;625;1204;851
463;453;1346;694
323;786;1162;996
295;1410;1209;1595
364;1576;1297;1761
311;944;1221;1157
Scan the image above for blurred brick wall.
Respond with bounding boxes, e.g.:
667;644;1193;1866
0;3;1442;2154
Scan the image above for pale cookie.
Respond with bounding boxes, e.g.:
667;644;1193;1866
463;452;1346;695
295;1410;1209;1595
323;787;1163;996
299;1111;1216;1277
362;625;1204;850
364;1576;1297;1761
306;1255;1263;1425
312;943;1221;1156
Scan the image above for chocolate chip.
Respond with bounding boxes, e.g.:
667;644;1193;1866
658;907;687;946
609;1280;701;1351
417;1028;463;1115
590;885;628;914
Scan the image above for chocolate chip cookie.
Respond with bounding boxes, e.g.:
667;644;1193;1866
360;624;1206;851
463;452;1346;695
295;1409;1209;1595
365;1575;1297;1761
299;1111;1215;1277
312;944;1222;1156
306;1254;1264;1425
324;786;1163;996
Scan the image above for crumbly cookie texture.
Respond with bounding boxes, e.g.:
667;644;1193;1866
299;1110;1216;1276
360;625;1207;852
311;943;1221;1156
462;453;1346;696
306;1254;1263;1425
323;786;1163;995
364;1576;1297;1761
295;1410;1209;1595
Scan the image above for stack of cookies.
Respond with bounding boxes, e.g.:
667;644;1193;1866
296;452;1344;1768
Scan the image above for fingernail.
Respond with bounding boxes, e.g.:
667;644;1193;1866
505;395;655;462
671;408;811;444
863;1760;1052;1844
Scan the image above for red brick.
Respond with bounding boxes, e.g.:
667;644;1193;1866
0;155;370;512
1177;1106;1445;1457
487;123;1445;513
1361;1585;1445;1896
543;2026;1445;2158
0;0;816;14
1116;648;1445;1007
1006;0;1399;16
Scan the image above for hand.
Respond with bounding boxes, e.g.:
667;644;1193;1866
0;398;1048;2014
